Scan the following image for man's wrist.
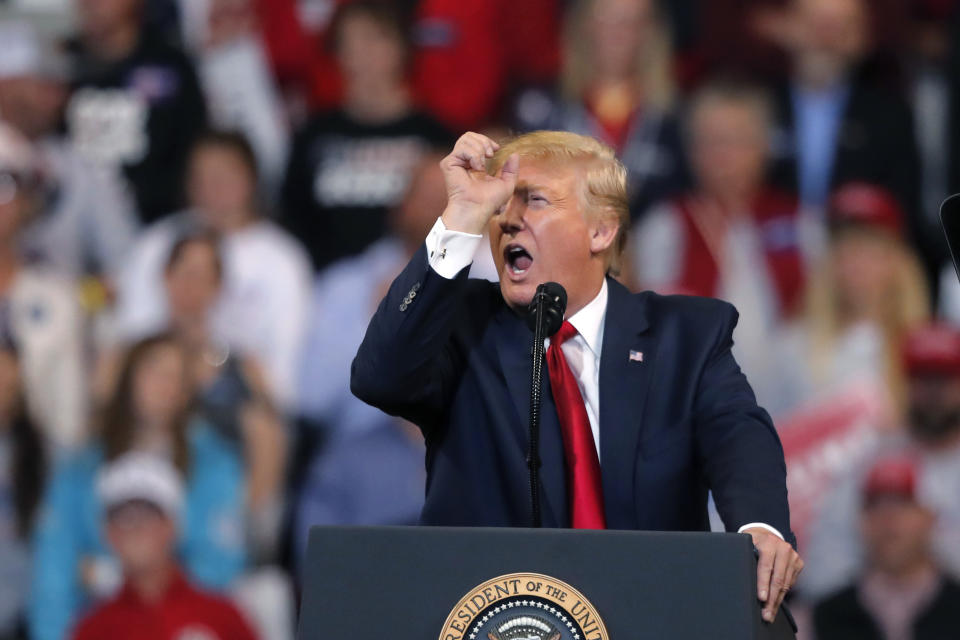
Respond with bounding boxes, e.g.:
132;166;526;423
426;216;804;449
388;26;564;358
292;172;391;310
738;523;784;541
425;217;483;279
441;204;492;236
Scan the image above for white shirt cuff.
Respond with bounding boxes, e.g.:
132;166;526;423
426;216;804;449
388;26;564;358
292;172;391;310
737;522;785;541
424;217;483;279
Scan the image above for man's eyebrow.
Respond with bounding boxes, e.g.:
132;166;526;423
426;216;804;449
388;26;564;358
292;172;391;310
515;182;555;195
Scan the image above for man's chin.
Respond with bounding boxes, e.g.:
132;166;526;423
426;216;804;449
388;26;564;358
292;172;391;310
499;279;536;312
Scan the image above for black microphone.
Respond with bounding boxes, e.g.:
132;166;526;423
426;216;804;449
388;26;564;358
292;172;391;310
525;282;567;528
526;282;567;337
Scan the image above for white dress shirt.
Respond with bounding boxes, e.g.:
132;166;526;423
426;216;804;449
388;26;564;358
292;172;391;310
424;217;782;539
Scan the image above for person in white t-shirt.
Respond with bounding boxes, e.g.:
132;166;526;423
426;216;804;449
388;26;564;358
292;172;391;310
112;130;312;410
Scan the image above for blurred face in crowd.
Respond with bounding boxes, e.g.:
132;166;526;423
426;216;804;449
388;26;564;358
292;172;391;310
861;496;935;578
908;375;960;446
0;348;21;423
689;96;769;203
0;77;67;140
77;0;142;39
336;11;407;89
187;144;257;232
165;240;222;322
791;0;869;80
105;501;176;577
489;158;617;313
0;172;33;244
588;0;653;80
132;343;190;427
831;227;897;320
391;155;448;252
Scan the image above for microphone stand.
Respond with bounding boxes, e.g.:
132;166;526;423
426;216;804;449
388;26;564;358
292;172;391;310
528;299;547;528
526;282;566;529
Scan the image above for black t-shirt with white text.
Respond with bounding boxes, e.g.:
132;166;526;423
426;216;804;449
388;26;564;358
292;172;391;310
66;31;208;224
282;109;453;271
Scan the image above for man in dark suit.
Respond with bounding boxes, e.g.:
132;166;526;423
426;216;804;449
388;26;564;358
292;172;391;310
763;0;920;242
351;130;802;621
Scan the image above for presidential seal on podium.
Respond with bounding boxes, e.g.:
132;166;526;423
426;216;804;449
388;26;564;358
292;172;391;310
439;573;608;640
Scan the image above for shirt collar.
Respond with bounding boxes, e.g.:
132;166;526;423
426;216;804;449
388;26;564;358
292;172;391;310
566;279;608;359
116;568;192;608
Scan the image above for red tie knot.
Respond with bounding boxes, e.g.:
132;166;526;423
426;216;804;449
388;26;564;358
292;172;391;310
553;320;578;346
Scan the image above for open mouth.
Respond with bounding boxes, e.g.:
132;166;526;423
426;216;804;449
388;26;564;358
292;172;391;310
504;244;533;276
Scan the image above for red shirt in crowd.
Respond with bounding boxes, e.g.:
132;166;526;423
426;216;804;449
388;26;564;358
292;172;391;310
72;571;257;640
255;0;560;131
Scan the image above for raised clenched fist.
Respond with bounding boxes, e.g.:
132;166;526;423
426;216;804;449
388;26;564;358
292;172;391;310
440;132;519;235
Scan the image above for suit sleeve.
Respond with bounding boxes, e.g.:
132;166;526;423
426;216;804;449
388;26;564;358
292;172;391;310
692;303;796;548
350;244;471;433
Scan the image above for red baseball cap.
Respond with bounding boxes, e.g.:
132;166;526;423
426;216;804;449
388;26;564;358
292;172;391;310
863;454;918;504
828;182;904;237
903;323;960;378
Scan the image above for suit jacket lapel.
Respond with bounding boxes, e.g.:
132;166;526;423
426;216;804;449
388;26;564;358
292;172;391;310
598;278;657;529
493;307;567;526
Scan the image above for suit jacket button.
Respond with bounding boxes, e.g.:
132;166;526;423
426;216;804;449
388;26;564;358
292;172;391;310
409;291;417;299
399;302;408;311
413;282;421;291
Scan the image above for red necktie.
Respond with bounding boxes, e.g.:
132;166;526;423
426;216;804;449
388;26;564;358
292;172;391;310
546;321;607;529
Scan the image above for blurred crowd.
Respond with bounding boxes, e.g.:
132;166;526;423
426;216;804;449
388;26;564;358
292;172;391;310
1;0;960;638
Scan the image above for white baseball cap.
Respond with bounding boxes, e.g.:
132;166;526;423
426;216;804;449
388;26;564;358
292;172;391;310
96;452;185;519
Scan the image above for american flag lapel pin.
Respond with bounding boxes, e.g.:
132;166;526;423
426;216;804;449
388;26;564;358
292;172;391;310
629;350;644;362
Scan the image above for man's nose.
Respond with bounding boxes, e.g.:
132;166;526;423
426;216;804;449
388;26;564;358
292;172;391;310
497;197;525;234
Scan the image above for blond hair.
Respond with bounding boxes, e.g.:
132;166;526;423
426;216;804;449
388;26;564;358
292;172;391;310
562;0;675;110
805;231;930;414
487;130;630;275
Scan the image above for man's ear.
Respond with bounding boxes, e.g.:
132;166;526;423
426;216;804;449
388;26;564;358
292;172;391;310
589;212;619;256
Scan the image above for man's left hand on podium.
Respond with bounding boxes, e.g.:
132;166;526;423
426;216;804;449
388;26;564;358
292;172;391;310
743;527;803;623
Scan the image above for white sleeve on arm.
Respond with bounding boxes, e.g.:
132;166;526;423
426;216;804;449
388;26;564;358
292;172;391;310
425;217;484;279
738;523;785;540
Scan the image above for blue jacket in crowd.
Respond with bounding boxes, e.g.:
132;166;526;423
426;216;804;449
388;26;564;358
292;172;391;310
28;422;247;640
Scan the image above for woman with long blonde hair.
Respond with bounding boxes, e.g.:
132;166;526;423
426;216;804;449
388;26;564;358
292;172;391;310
511;0;688;217
760;182;930;421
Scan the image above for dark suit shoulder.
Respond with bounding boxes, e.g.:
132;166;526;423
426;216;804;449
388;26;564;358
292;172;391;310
639;290;738;336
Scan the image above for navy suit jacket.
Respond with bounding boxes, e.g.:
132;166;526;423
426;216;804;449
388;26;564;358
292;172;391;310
351;246;795;547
